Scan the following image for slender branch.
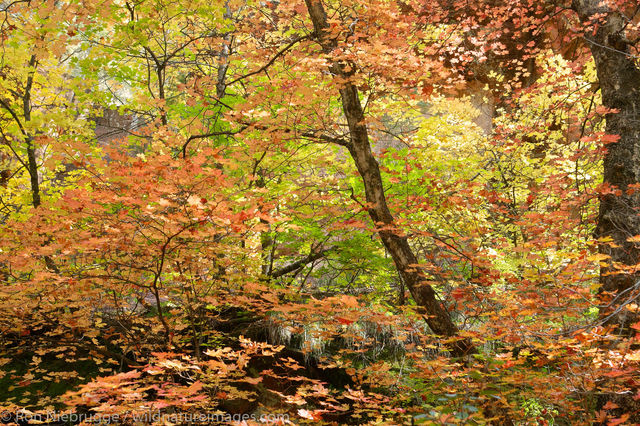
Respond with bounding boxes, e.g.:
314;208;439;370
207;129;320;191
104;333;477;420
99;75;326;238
0;98;29;139
225;34;311;86
182;127;246;158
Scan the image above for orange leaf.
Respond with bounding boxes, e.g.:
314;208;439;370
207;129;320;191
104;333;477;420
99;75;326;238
608;414;629;426
602;401;619;410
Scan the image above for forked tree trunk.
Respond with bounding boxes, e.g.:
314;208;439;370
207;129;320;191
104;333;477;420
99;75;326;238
573;0;640;331
304;0;473;357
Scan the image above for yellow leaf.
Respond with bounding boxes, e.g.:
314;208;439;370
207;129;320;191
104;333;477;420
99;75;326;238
587;253;610;262
625;351;640;361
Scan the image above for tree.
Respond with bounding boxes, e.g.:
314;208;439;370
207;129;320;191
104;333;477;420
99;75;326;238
3;0;640;423
571;0;640;330
303;0;472;356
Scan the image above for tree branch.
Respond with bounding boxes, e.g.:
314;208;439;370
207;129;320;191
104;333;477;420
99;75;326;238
270;247;333;278
226;34;312;86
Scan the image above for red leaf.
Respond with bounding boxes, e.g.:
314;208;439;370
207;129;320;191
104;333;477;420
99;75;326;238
451;288;466;301
421;83;434;97
336;317;354;325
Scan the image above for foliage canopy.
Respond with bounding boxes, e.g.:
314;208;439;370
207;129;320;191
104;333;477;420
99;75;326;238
1;0;640;424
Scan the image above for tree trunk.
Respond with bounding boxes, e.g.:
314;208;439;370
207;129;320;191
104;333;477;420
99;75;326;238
573;0;640;420
23;54;41;209
573;0;640;332
304;0;472;357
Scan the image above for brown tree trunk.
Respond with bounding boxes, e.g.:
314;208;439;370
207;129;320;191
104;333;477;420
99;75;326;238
573;0;640;332
304;0;472;357
23;54;41;209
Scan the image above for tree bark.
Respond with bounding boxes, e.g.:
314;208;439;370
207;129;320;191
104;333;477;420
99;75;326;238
23;54;41;208
573;0;640;332
304;0;472;357
572;0;640;418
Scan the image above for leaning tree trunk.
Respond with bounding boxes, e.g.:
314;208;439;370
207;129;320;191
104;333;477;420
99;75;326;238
573;0;640;332
304;0;472;357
